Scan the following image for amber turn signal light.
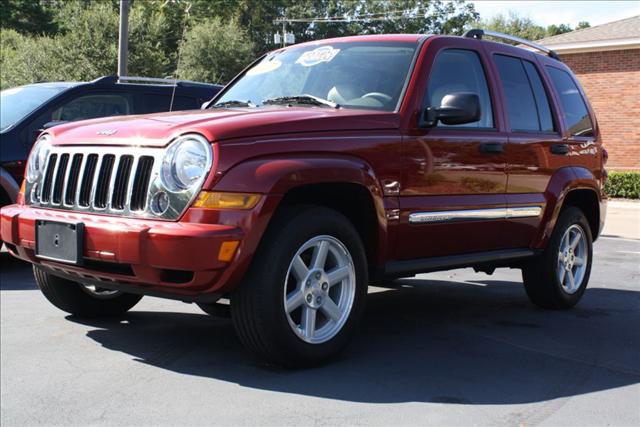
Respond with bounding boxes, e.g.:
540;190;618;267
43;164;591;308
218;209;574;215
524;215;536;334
16;180;26;205
218;240;240;262
193;191;260;210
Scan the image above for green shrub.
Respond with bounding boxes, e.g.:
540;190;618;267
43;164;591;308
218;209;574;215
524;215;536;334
605;172;640;199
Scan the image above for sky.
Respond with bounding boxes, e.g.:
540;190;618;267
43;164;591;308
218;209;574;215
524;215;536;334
470;1;640;27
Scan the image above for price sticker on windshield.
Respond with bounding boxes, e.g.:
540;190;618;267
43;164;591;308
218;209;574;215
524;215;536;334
247;59;282;76
295;46;340;67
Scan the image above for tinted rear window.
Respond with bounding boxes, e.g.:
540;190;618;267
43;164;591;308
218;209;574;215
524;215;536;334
546;67;593;136
494;55;554;132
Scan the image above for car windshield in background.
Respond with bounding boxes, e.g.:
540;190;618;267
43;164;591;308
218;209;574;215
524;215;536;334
0;85;70;132
214;42;418;112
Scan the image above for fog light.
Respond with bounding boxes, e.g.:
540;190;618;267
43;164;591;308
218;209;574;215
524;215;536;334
150;191;170;215
30;183;40;204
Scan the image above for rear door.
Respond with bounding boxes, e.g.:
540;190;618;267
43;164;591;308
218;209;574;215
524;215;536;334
483;43;564;247
398;37;509;259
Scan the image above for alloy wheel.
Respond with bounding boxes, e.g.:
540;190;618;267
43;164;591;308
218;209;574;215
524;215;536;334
283;235;356;344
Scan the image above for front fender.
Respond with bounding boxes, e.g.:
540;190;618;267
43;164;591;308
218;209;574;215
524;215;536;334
212;154;383;197
207;154;390;283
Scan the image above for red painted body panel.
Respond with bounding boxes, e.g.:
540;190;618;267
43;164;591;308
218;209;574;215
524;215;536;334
0;34;606;299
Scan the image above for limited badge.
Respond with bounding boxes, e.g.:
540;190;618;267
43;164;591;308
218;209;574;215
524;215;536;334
295;46;340;67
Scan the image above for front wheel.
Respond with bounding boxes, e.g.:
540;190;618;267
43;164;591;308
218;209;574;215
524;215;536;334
34;266;142;317
231;206;368;367
522;207;593;309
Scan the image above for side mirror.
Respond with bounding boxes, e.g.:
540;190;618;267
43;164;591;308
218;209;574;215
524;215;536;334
41;120;68;130
421;92;481;127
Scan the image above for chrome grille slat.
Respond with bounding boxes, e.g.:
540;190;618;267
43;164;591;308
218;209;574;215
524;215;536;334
93;154;116;209
130;156;154;212
52;153;69;205
79;154;99;208
111;155;134;211
106;155;122;210
74;154;88;207
89;154;105;210
40;154;58;203
124;155;140;209
64;154;83;206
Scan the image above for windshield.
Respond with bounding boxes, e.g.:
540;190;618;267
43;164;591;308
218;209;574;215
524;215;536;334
215;41;418;111
0;85;69;132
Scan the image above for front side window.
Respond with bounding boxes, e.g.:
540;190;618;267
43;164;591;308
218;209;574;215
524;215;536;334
426;49;494;128
215;42;418;111
546;66;594;136
494;55;554;132
52;94;131;122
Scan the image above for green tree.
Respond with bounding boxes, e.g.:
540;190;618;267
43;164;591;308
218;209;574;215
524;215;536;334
478;12;547;42
546;23;573;37
176;17;255;84
1;1;172;89
476;12;591;42
0;0;57;35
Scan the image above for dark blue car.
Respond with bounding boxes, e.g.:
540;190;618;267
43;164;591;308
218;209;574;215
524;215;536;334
0;75;222;208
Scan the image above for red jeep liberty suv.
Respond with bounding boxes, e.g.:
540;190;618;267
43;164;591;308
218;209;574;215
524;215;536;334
0;31;607;367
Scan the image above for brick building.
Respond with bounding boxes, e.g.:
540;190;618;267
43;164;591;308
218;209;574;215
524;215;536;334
537;16;640;171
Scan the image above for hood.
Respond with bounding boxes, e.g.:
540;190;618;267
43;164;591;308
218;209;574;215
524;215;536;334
46;107;401;147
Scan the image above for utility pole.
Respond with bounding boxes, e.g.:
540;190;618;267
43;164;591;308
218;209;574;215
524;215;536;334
117;0;130;77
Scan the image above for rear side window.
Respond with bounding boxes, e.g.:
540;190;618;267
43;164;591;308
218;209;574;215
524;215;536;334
426;49;494;128
52;94;132;122
546;67;594;136
141;94;199;113
494;55;554;132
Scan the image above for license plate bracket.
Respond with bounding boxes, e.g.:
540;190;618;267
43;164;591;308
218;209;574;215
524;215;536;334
35;220;84;265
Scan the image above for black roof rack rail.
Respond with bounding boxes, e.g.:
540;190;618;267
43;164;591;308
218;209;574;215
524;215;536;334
463;29;561;61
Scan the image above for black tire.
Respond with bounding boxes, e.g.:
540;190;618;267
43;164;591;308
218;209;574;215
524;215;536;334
231;206;368;367
33;266;142;317
522;207;593;309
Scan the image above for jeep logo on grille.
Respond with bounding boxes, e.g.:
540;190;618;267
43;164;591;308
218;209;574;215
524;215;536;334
97;129;117;136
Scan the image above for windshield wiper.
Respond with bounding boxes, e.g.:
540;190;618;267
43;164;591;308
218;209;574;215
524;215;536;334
211;100;255;108
262;95;339;109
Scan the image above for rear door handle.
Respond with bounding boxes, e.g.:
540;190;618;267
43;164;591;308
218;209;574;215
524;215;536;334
551;144;570;155
479;142;504;154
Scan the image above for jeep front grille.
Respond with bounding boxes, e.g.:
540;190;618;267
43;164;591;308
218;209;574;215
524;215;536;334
33;147;161;217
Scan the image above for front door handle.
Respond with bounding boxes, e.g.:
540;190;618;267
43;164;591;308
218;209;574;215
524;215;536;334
551;144;570;155
479;142;504;154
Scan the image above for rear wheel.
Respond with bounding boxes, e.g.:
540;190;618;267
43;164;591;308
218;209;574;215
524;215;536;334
34;266;142;317
231;206;367;367
522;207;593;309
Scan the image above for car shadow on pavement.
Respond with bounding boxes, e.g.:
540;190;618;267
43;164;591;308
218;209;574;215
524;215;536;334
0;252;38;290
68;277;640;405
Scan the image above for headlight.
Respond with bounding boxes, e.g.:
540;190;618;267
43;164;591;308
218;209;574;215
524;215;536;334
26;134;51;183
160;134;212;192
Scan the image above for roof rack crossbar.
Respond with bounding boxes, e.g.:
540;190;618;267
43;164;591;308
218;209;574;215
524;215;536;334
118;76;178;85
464;29;561;60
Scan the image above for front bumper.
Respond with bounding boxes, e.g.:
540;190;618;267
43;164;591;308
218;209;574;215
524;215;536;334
1;204;247;301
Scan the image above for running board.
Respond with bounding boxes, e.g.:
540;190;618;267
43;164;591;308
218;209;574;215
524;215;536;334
385;249;536;277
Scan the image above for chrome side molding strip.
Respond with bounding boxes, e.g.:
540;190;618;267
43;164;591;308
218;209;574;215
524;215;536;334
506;206;543;218
408;206;542;224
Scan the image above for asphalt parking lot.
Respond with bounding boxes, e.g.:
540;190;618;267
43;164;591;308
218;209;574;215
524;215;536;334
1;236;639;426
